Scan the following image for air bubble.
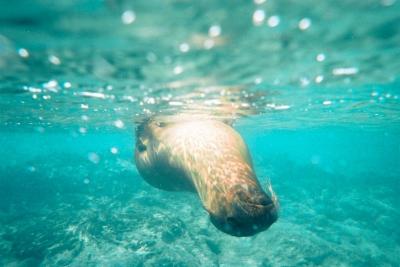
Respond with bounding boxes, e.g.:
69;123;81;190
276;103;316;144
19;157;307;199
298;18;311;30
121;10;136;24
267;16;280;27
179;43;190;53
114;119;125;129
208;25;221;37
253;10;266;26
88;153;100;164
18;48;29;58
49;55;61;65
110;147;119;154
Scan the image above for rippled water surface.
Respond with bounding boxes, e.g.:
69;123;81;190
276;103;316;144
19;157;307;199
1;0;400;266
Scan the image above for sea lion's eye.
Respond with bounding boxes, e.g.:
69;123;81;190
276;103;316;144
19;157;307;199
156;122;166;127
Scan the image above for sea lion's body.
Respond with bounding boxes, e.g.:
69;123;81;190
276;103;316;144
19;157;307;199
135;116;278;236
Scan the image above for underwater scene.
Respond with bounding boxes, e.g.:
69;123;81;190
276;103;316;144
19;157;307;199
1;0;400;266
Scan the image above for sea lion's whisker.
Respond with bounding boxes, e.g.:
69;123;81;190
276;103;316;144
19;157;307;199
266;177;279;210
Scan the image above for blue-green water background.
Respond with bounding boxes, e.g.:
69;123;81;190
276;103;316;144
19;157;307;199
1;0;400;266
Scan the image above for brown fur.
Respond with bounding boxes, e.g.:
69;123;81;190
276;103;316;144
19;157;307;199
135;116;277;236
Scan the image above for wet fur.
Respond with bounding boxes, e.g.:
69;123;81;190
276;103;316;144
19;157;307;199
134;116;277;236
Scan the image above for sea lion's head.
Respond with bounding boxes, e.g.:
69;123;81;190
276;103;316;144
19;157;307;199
208;181;278;237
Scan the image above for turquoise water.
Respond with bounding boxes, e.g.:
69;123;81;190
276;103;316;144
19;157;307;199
1;0;400;266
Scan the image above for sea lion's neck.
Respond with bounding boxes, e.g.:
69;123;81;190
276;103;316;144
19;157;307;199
186;155;259;214
158;119;263;212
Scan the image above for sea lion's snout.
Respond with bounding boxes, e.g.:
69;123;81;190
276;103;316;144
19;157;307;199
210;187;278;237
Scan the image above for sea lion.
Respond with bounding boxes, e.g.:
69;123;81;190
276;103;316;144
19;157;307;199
134;115;278;237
